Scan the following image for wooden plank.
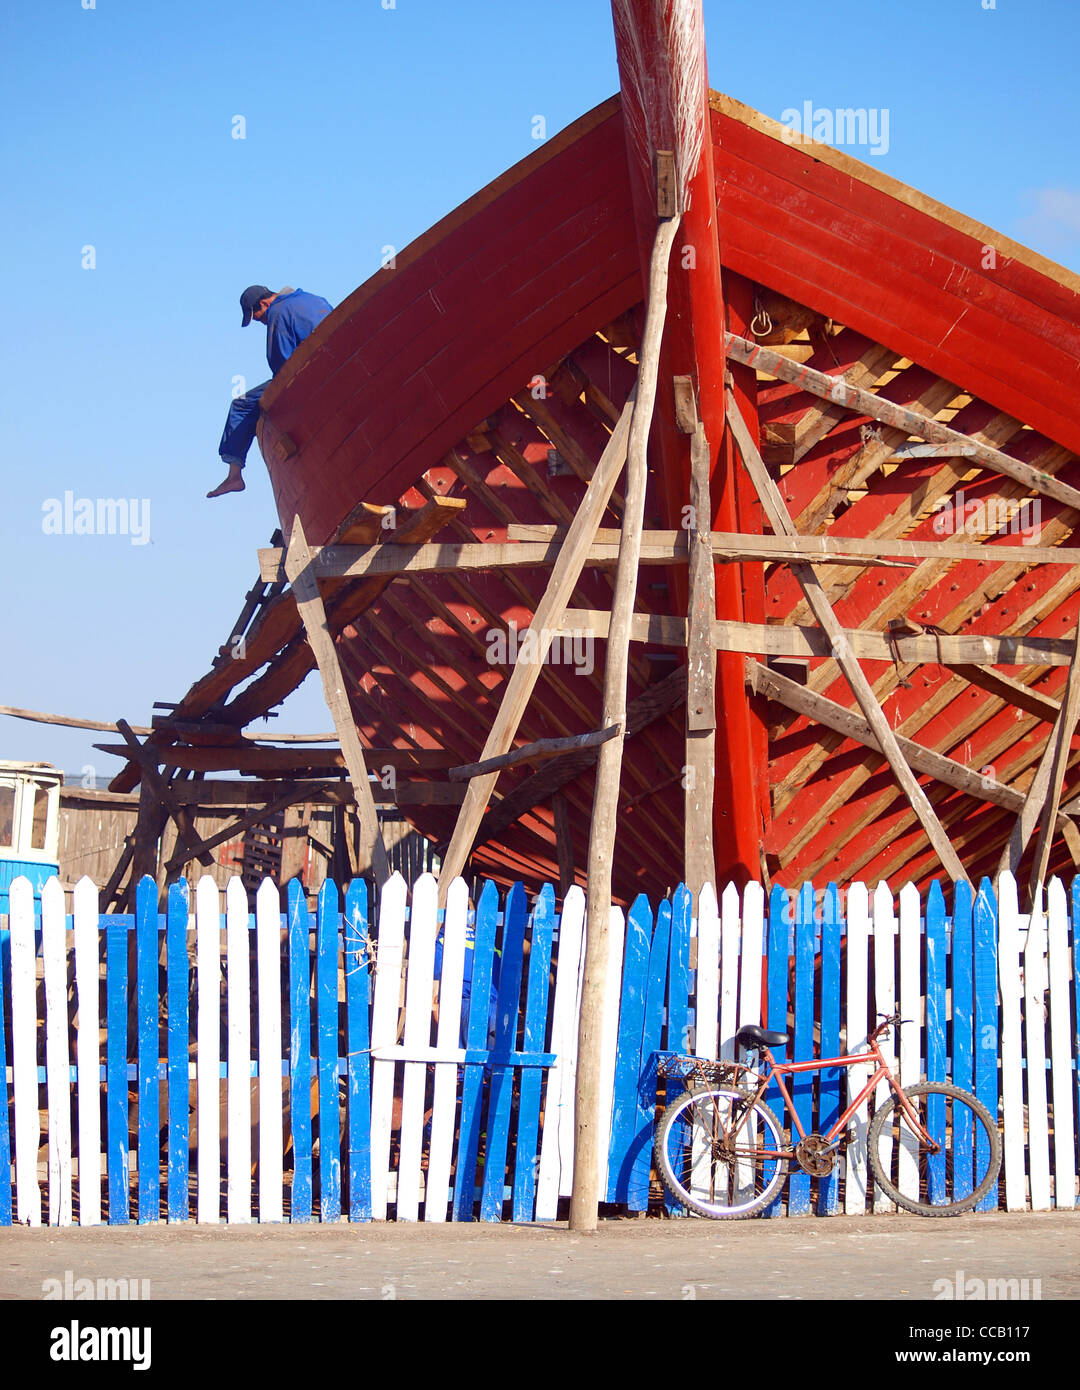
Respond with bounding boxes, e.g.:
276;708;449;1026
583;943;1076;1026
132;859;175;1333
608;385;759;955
425;876;468;1222
196;876;221;1224
1046;878;1077;1209
105;909;129;1224
996;872;1026;1210
843;882;871;1216
135;876;158;1224
396;872;439;1222
727;390;967;883
343;878;372;1222
73;877;102;1226
42;879;72;1226
315;881;341;1222
166;879;190;1223
369;873;406;1220
226;878;252;1224
256;878;285;1223
285;516;390;886
951;665;1061;724
685;421;716;896
440;385;638;892
726;332;1080;515
562;607;1080;667
452;878;500;1221
535;884;587;1217
448;726;618;781
10;878;41;1226
117;720;215;868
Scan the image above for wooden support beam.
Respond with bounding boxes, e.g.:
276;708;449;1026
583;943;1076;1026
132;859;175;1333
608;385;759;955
448;726;618;781
746;660;1080;857
285;516;390;887
951;666;1061;725
93;743;455;774
163;778;465;808
726;332;1080;516
726;388;969;884
162;782;317;875
558;610;1079;668
437;381;639;896
576;211;681;1232
116;720;215;868
684;418;716;897
508;525;1080;572
998;613;1080;895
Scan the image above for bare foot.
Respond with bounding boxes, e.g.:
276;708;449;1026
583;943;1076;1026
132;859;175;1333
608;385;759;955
207;465;245;498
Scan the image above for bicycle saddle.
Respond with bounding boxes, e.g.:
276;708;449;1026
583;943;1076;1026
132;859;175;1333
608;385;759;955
735;1024;789;1051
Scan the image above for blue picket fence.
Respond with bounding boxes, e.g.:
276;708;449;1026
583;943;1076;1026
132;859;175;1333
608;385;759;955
1;869;1076;1224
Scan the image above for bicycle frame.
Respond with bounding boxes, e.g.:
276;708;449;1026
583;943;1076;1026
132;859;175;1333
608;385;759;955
729;1027;938;1156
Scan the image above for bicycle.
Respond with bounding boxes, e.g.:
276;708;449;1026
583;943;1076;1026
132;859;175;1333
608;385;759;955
653;1013;1002;1219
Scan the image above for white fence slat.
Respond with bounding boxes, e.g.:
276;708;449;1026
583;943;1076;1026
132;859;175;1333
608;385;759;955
369;872;407;1220
73;877;101;1226
226;878;252;1224
42;879;72;1226
10;877;41;1226
425;877;468;1222
843;882;870;1216
537;885;586;1215
698;884;721;1060
397;873;439;1221
997;872;1027;1211
597;905;625;1190
737;882;764;1034
1022;902;1051;1210
897;882;922;1201
255;878;284;1223
196;876;221;1224
871;882;897;1213
1046;879;1077;1208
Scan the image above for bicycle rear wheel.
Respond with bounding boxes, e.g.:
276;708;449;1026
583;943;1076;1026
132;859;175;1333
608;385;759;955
653;1088;789;1219
867;1081;1001;1216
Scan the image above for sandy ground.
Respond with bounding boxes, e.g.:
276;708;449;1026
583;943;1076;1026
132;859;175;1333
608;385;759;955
2;1208;1075;1302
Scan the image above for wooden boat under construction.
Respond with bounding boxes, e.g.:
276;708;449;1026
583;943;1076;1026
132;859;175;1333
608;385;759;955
110;7;1080;909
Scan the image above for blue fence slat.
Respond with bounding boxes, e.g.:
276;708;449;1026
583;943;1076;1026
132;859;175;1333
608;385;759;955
925;880;948;1202
344;879;371;1222
512;885;555;1222
788;883;816;1216
453;880;499;1221
951;878;974;1198
627;896;670;1211
973;878;999;1212
817;883;841;1215
316;882;341;1223
481;882;528;1221
764;885;790;1217
0;915;11;1225
662;885;692;1217
106;913;129;1225
136;877;158;1224
606;893;652;1204
288;881;313;1223
166;880;189;1223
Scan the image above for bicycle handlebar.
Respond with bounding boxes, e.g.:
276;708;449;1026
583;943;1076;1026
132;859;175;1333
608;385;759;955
869;1012;913;1042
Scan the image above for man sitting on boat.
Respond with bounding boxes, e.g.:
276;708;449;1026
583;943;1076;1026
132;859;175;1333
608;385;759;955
208;284;333;498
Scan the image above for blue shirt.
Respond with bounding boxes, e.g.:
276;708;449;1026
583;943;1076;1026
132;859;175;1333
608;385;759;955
264;288;333;376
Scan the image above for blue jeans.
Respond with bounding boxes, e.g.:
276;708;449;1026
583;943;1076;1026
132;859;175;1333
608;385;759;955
218;380;270;466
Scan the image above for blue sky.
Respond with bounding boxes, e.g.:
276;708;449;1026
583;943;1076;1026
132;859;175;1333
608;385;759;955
2;0;1078;783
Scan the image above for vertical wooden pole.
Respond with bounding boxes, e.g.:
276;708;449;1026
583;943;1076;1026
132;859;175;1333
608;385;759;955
570;210;680;1233
684;418;716;899
285;516;390;887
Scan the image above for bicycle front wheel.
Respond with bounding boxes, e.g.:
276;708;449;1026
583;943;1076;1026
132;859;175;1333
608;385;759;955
867;1081;1001;1216
654;1088;789;1219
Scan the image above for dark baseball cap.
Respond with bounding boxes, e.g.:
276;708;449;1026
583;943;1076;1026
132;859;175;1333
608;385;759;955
240;284;274;326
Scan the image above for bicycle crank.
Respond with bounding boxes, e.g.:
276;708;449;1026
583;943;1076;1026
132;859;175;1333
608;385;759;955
794;1134;836;1176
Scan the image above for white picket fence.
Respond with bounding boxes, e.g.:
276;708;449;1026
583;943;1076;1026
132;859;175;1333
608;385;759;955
1;869;1077;1224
